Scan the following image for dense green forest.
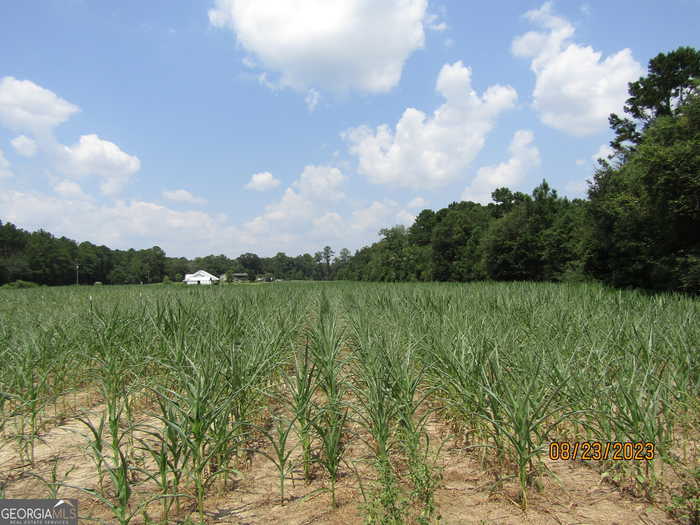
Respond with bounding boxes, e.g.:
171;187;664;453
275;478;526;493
1;47;699;293
0;227;339;285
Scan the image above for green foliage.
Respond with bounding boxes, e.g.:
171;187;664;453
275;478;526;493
408;209;437;246
2;279;41;289
610;46;700;157
431;202;490;281
481;204;538;281
0;220;345;286
588;88;700;292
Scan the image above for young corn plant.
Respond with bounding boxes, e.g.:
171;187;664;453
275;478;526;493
247;413;299;504
351;304;443;524
219;339;276;451
308;292;349;508
420;327;487;454
27;456;76;498
88;307;142;460
312;403;349;509
605;360;674;499
137;412;191;524
216;308;292;461
401;428;443;525
156;352;240;522
67;446;172;525
137;432;172;521
389;341;441;525
310;300;345;405
282;342;318;484
349;314;405;523
477;349;571;511
355;355;404;522
72;398;168;525
78;412;107;493
9;340;53;464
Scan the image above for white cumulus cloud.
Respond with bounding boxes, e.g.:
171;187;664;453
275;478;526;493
245;171;281;191
10;135;37;157
311;211;346;239
407;196;428;209
245;187;314;236
52;179;91;200
512;2;643;136
293;165;345;201
351;200;399;232
592;143;615;163
208;0;428;94
462;129;540;204
396;209;416;225
0;76;79;135
162;189;207;205
60;134;140;196
0;189;241;257
0;78;139;196
243;164;422;248
344;61;517;189
245;165;345;235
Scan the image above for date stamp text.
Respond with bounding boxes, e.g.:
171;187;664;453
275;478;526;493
549;441;655;461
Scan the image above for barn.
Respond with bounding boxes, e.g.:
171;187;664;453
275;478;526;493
183;270;220;285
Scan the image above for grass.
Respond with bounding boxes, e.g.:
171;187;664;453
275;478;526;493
0;281;698;523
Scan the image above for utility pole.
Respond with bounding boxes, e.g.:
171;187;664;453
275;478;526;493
75;264;79;286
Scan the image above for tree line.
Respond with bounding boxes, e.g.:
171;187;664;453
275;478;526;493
1;47;698;293
0;227;347;285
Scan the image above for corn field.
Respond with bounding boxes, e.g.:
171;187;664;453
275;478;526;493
0;282;698;524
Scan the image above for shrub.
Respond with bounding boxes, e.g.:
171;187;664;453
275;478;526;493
2;280;41;289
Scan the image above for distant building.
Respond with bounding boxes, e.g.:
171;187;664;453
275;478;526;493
183;270;219;285
230;273;249;282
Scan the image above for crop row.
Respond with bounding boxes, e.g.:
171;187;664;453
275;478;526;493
0;282;698;523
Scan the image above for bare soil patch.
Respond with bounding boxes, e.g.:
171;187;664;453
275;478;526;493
0;392;684;524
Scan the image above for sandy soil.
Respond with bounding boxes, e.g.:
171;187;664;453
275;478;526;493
0;393;686;525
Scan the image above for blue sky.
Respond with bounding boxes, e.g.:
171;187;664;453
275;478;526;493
1;0;698;258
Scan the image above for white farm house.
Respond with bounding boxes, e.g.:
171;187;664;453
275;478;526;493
183;270;219;285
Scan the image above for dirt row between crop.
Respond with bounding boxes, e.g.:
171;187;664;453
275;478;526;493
1;382;683;524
